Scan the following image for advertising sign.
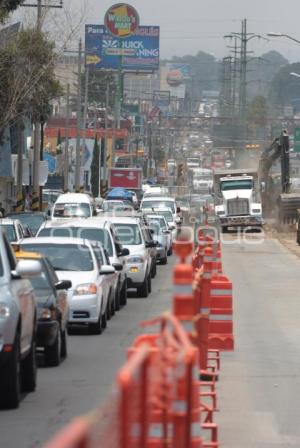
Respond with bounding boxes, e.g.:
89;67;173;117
85;24;159;72
104;3;139;38
108;167;142;189
160;63;191;99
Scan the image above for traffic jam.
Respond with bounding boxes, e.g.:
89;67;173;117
0;167;190;410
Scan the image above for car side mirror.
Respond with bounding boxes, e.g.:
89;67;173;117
162;229;171;234
112;262;123;271
47;209;51;217
100;265;115;275
118;248;129;257
55;279;72;290
14;259;42;278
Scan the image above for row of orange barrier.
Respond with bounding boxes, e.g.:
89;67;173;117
44;229;234;448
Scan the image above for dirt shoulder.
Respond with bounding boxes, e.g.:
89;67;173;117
265;222;300;258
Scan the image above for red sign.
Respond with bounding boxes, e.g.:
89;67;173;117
109;168;142;189
104;3;139;38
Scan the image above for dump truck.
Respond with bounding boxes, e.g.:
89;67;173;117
214;168;263;232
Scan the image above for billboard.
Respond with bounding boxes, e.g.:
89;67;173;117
104;3;139;37
160;63;191;99
85;24;159;72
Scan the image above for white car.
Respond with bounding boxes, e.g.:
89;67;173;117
37;218;129;311
108;217;153;298
20;237;115;335
145;215;170;264
0;218;31;243
143;186;169;198
51;193;95;220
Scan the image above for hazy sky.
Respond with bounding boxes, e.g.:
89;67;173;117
15;0;300;62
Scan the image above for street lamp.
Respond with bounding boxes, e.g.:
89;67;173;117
290;72;300;78
267;32;300;44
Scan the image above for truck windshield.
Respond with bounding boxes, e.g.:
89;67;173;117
221;180;253;191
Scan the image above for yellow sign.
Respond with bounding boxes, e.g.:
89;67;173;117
245;144;260;150
86;55;101;65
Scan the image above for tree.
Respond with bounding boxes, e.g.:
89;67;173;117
90;136;100;197
268;62;300;113
0;28;63;138
0;0;24;23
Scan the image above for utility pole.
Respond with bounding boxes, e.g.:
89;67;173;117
16;120;24;211
21;0;63;210
103;83;109;185
81;66;89;179
64;84;70;192
75;38;82;192
280;130;290;193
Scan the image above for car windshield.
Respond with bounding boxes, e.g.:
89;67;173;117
53;203;91;218
0;224;16;242
43;192;61;203
7;214;44;234
154;210;173;222
221;180;253;191
20;243;94;271
102;201;124;212
38;227;113;256
142;200;175;213
114;223;142;245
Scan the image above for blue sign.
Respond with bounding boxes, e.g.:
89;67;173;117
85;25;159;72
43;153;56;174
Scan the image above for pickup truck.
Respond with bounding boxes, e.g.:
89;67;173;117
0;230;41;408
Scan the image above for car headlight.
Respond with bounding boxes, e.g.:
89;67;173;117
74;283;97;295
128;256;144;263
0;303;10;318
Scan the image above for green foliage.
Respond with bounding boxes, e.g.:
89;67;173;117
81;70;115;107
247;96;268;127
247;51;289;99
0;28;62;132
90;137;100;197
0;0;24;23
268;62;300;111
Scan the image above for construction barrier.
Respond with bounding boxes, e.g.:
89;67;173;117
31;190;39;211
44;226;234;448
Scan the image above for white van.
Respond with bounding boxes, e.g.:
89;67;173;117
51;193;94;220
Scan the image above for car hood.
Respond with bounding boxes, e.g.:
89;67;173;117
124;244;146;257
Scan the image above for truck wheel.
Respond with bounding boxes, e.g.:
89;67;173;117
22;333;37;392
222;226;228;233
61;329;68;359
0;335;21;409
45;329;61;367
137;276;148;298
88;314;102;335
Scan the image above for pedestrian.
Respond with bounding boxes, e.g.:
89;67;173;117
0;202;5;218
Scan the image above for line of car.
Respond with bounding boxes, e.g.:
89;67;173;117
0;189;181;409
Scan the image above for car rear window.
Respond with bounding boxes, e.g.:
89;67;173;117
20;243;94;272
38;227;113;256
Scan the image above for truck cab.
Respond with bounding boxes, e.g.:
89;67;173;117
214;170;263;232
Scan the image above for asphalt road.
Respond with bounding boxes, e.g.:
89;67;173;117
0;259;175;448
218;234;300;447
3;234;300;448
